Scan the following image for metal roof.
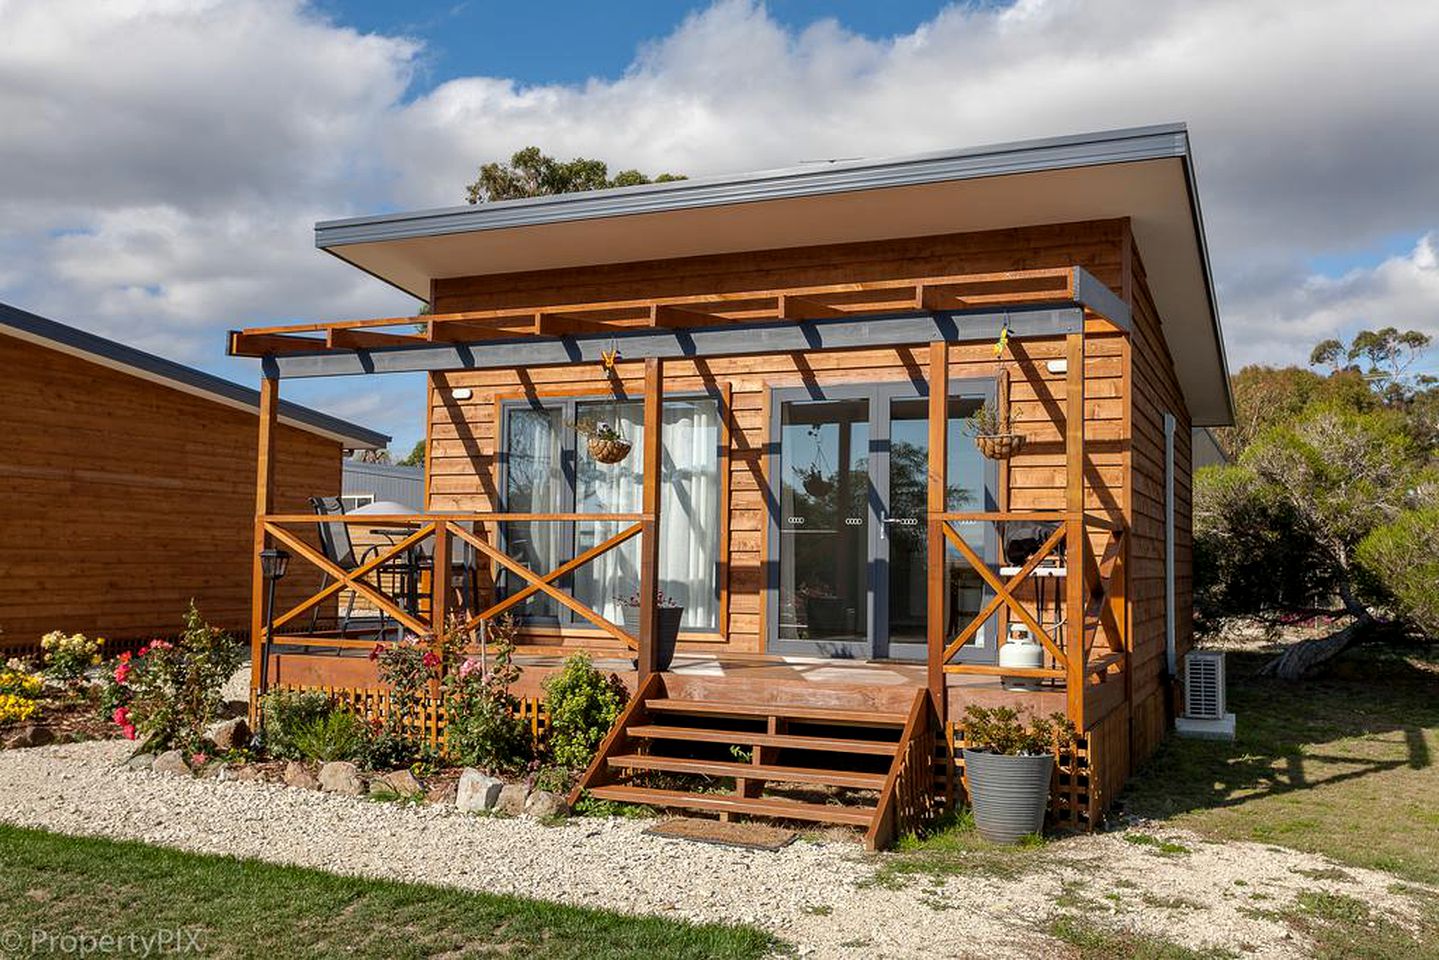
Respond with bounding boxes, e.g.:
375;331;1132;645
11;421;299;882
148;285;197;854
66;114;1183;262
0;301;389;449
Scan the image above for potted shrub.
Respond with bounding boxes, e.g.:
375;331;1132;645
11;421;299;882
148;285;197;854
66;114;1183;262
965;400;1026;460
617;591;684;669
960;704;1075;843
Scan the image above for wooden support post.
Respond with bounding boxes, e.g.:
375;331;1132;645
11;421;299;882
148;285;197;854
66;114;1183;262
926;341;949;724
249;375;279;723
431;520;450;640
637;357;664;683
1064;333;1086;730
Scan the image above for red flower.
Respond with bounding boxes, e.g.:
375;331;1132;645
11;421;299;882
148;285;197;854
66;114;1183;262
118;651;132;663
369;643;385;662
137;644;149;657
422;651;441;669
112;706;130;726
113;662;131;684
121;724;136;741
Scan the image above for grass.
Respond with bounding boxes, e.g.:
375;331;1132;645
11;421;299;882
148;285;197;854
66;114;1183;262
869;809;1053;885
0;824;779;960
1123;833;1191;856
1045;915;1239;960
1123;645;1439;884
1243;885;1439;960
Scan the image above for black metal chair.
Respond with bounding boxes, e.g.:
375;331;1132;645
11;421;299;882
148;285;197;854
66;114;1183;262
307;496;395;638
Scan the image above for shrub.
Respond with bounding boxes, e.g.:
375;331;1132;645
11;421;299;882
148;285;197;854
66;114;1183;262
962;705;1075;756
40;631;103;684
366;630;463;769
1356;506;1439;638
443;615;531;773
541;653;627;769
291;709;367;763
102;603;243;753
260;689;333;760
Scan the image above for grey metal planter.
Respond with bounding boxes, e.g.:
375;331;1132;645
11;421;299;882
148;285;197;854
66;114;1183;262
962;748;1055;843
621;606;683;670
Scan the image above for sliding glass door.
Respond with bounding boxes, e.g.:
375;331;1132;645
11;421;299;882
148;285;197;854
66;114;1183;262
499;394;723;632
767;380;997;661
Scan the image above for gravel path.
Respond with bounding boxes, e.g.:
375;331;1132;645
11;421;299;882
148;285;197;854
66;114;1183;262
0;740;1427;959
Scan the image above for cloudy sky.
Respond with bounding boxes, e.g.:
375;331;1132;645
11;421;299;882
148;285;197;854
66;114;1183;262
2;0;1436;453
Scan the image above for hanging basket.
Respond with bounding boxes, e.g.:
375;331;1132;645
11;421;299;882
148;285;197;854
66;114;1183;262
974;433;1027;460
587;436;633;464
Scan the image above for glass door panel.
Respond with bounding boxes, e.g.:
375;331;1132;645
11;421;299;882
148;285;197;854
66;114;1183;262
502;406;565;620
880;395;992;661
775;398;871;655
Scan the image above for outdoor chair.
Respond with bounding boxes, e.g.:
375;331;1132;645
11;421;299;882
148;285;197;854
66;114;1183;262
307;496;408;640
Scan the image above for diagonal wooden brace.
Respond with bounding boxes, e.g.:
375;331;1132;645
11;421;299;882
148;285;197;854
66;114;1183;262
265;523;432;637
942;523;1067;661
941;523;1067;667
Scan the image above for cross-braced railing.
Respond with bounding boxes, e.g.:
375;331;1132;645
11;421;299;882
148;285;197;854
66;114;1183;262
251;512;650;696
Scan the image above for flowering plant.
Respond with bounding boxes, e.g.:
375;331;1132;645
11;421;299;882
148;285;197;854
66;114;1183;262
613;590;683;609
40;631;103;684
0;693;38;725
364;626;463;768
443;614;531;772
100;603;242;753
0;660;43;701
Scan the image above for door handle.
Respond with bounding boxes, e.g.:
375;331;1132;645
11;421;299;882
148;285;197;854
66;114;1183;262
879;510;917;539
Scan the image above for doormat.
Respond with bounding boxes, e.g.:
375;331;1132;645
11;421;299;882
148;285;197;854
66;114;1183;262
644;817;798;851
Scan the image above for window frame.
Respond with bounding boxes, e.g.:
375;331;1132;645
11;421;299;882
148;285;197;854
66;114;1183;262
495;386;731;641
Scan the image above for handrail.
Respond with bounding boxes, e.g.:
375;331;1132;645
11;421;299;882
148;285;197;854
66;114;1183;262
263;512;648;524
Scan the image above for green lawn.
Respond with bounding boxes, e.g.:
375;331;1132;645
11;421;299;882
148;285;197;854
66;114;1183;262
0;824;779;960
1124;645;1439;885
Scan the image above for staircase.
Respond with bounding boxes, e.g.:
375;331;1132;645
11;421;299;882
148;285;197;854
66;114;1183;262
569;673;941;849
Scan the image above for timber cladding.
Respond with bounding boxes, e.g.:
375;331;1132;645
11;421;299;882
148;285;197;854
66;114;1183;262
0;334;342;653
425;220;1133;656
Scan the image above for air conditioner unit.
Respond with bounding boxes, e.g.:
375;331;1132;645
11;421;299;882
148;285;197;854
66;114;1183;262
1176;650;1235;740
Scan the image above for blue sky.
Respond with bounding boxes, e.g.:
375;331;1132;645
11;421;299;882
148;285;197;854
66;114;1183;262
323;1;953;89
2;0;1436;456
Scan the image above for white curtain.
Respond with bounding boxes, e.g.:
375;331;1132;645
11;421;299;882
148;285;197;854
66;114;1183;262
504;407;563;618
571;398;721;630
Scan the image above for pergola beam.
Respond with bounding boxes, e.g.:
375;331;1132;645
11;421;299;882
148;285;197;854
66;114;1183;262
255;305;1087;379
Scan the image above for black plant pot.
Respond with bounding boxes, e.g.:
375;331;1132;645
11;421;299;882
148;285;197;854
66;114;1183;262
621;605;684;671
962;748;1055;844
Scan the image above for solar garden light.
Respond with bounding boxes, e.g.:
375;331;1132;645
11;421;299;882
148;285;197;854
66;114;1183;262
257;547;290;731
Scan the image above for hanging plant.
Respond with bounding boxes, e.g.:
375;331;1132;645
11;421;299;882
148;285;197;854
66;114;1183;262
578;418;632;464
967;325;1027;460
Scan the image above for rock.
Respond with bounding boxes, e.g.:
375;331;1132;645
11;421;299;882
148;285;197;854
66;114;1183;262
381;769;422;798
125;752;155;772
203;717;250;752
495;782;529;816
2;725;56;750
229;765;265;782
427;780;458;805
283;761;319;790
456;769;504;813
152;750;191;777
318;761;364;796
196;762;228;780
524;789;569;820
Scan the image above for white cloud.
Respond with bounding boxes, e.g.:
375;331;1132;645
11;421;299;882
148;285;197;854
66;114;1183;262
2;0;1437;448
1222;233;1439;369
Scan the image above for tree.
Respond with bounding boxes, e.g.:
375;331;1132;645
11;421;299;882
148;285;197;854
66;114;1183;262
1241;401;1424;677
1357;505;1439;640
1310;327;1435;402
465;146;685;204
397;439;425;467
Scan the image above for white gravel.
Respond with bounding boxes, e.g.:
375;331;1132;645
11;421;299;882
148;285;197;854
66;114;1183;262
0;740;1428;959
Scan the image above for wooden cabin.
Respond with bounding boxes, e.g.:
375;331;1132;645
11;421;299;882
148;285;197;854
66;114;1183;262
0;303;387;655
229;124;1231;845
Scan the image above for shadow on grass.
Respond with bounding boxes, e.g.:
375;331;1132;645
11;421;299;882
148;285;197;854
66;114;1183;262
1123;646;1439;883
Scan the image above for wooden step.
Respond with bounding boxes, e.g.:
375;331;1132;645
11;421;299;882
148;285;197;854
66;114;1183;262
587;784;875;826
626;724;898;755
608;753;886;790
645;698;907;727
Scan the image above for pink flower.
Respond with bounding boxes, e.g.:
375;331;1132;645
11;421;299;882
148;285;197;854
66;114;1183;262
137;644;148;657
458;658;481;679
113;662;131;684
112;707;130;726
121;724;136;741
191;752;208;766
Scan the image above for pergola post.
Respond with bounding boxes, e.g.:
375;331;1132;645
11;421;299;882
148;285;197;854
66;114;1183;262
926;340;949;723
249;374;278;722
637;357;664;683
1064;332;1087;730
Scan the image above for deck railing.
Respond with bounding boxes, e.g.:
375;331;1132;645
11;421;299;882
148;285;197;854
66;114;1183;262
933;508;1127;726
252;512;651;695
